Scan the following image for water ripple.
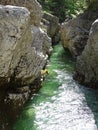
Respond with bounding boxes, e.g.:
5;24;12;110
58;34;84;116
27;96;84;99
13;44;98;130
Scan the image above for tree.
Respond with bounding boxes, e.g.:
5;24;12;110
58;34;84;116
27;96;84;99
38;0;87;22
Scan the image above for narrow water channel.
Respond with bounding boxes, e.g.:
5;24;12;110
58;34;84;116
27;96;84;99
13;44;98;130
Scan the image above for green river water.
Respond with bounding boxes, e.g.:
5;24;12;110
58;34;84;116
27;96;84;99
13;44;98;130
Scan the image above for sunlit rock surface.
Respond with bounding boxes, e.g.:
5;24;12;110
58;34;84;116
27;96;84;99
31;25;52;56
0;0;42;26
74;19;98;88
0;5;47;86
0;4;52;130
61;10;98;57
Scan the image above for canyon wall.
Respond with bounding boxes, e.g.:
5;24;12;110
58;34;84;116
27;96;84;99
0;1;52;130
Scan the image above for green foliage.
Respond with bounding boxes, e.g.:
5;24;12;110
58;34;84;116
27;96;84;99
87;0;98;11
38;0;87;22
66;0;87;17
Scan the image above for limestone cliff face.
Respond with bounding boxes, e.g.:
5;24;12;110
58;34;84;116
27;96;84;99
0;5;51;87
0;0;52;87
61;10;98;57
74;19;98;88
0;0;42;26
31;25;52;56
0;1;52;130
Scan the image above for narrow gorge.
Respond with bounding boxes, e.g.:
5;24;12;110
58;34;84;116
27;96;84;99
13;44;98;130
0;0;98;130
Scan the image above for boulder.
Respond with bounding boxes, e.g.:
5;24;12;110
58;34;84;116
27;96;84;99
42;12;60;44
0;5;52;130
0;5;48;87
0;0;42;26
74;19;98;88
61;10;98;57
0;88;30;130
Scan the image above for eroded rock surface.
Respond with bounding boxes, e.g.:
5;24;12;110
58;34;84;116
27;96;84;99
0;0;42;26
42;12;60;44
0;5;47;87
31;25;52;56
0;4;52;130
61;10;98;57
74;19;98;88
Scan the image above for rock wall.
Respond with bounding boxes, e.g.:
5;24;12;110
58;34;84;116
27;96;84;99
61;10;98;57
0;5;51;88
31;24;52;56
42;12;60;44
0;1;52;130
0;0;42;26
74;19;98;88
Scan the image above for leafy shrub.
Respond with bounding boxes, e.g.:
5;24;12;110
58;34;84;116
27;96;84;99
38;0;87;22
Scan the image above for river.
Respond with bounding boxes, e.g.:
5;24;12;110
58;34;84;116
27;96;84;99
13;44;98;130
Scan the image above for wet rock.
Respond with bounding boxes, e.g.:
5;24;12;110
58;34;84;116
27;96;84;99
61;10;98;57
6;92;30;106
5;91;30;127
0;0;42;26
74;19;98;88
42;12;60;44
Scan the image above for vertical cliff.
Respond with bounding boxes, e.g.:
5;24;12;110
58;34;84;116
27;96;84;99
0;1;52;130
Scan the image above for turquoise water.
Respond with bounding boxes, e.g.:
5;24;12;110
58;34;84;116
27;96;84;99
13;44;98;130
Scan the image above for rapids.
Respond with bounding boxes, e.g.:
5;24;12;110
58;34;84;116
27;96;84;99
13;44;98;130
